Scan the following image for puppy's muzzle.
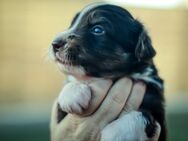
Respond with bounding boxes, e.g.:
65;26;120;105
52;33;80;53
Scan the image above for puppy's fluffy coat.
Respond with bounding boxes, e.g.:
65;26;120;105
50;3;167;141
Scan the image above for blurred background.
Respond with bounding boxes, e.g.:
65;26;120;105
0;0;188;141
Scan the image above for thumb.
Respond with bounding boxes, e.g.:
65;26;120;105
50;100;58;136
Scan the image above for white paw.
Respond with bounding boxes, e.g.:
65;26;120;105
57;82;91;114
101;111;148;141
101;127;123;141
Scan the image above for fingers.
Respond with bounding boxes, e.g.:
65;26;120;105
50;100;58;133
121;81;146;115
82;79;113;116
152;122;161;141
93;77;133;127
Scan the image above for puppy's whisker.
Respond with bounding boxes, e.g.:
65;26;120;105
42;46;54;63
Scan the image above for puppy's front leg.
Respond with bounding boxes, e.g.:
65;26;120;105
58;82;91;114
101;111;161;141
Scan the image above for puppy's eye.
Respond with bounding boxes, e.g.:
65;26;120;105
91;25;105;35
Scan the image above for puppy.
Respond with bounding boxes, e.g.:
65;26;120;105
50;3;167;141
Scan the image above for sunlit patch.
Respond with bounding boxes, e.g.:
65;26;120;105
105;0;183;9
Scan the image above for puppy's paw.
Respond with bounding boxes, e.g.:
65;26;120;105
58;82;91;114
101;111;149;141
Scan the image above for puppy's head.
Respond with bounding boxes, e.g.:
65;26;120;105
50;3;156;78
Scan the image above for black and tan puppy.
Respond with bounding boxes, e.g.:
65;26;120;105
50;3;167;141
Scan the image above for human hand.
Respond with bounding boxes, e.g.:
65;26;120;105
50;77;145;141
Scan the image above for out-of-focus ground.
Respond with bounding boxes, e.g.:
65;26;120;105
0;0;188;141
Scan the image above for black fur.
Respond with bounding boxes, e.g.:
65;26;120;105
52;3;167;141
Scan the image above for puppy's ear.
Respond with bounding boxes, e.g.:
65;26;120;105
135;28;156;61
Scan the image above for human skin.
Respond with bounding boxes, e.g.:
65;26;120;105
50;77;146;141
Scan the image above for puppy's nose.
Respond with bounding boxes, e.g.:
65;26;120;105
52;39;65;52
